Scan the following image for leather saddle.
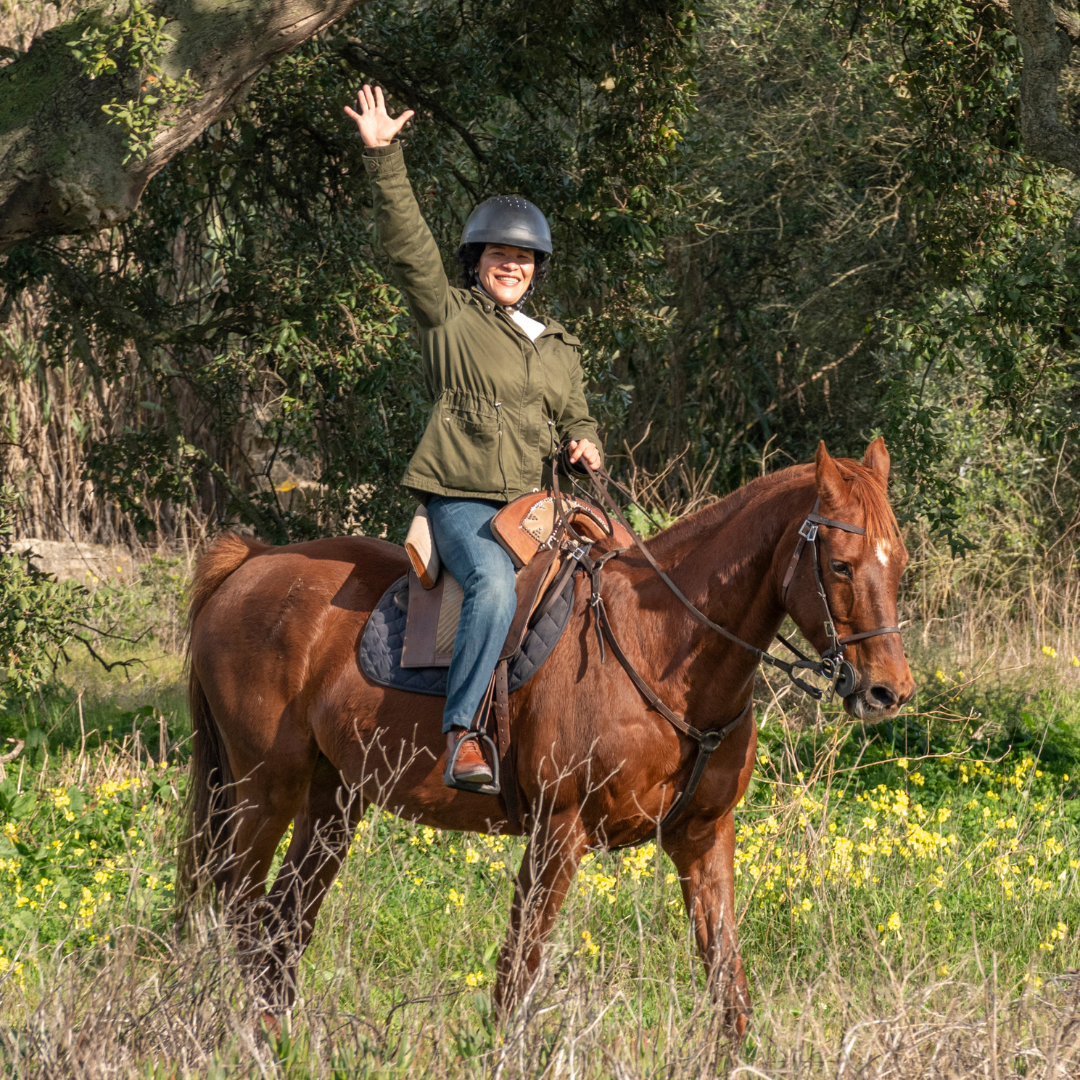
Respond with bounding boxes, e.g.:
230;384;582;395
400;490;632;669
392;488;632;811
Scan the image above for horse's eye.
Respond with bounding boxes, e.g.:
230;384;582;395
830;560;852;578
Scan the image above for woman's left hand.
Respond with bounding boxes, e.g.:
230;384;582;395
568;439;601;471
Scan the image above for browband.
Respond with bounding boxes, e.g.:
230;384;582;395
837;626;901;645
807;512;865;535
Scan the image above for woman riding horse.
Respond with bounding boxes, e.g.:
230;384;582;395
345;85;603;788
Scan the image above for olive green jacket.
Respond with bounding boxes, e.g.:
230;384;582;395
363;142;602;502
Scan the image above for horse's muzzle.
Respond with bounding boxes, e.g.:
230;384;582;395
843;680;911;721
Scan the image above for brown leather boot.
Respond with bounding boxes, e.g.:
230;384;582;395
446;729;493;785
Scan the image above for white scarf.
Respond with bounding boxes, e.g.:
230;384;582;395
509;309;545;342
478;285;545;341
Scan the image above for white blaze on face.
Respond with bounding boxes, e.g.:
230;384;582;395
875;539;891;566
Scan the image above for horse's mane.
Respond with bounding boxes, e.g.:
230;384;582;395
647;455;897;557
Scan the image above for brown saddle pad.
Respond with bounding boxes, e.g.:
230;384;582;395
490;490;633;568
401;547;564;669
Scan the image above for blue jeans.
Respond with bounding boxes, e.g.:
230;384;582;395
426;496;517;734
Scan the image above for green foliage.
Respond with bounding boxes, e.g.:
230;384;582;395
828;0;1080;550
3;0;699;544
0;752;180;954
623;503;676;538
3;0;1080;561
0;489;91;712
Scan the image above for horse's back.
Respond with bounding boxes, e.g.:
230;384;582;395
190;534;406;696
194;533;404;622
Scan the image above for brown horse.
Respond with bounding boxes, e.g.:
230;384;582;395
180;438;914;1035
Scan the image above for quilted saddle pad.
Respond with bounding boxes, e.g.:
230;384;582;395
358;568;579;697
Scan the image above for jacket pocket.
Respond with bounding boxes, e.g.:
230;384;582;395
443;401;498;439
410;389;503;493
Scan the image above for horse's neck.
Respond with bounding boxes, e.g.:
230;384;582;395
632;476;812;714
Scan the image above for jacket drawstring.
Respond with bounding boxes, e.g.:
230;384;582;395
495;401;509;502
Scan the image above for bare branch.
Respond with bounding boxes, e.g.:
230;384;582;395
0;738;24;765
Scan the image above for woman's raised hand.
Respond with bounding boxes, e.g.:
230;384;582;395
344;85;415;148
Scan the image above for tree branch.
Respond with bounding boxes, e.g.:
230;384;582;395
0;0;368;252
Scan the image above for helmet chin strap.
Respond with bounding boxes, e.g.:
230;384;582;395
477;279;535;313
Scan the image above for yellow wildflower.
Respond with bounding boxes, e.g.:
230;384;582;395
576;930;600;957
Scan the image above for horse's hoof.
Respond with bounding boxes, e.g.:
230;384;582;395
725;1006;750;1042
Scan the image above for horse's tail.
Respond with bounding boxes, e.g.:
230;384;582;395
178;532;267;915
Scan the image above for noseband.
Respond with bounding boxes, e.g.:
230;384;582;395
776;496;902;700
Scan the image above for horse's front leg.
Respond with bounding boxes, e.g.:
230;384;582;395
494;809;586;1017
664;811;750;1038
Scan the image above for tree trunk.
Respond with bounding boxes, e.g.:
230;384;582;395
1011;0;1080;177
0;0;362;252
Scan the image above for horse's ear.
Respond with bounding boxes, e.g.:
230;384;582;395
862;436;890;482
815;440;847;506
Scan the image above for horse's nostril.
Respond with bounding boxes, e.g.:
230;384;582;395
870;684;898;708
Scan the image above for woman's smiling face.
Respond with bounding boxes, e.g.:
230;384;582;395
478;244;535;307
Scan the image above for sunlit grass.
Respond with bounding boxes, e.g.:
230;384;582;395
0;640;1078;1075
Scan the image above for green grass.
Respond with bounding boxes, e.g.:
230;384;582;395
0;645;1078;1077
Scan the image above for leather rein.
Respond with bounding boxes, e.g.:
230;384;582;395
547;454;902;846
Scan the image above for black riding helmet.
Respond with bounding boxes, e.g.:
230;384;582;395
457;196;552;310
460;195;553;253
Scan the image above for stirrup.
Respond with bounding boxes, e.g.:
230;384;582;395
442;730;500;795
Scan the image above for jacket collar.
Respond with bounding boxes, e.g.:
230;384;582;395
470;285;551;329
467;286;573;341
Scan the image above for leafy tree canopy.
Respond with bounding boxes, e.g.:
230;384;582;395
0;0;1077;558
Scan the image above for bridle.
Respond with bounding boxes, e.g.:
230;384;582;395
774;496;903;701
567;465;903;704
546;453;905;846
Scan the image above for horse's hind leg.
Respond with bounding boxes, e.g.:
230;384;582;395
259;754;367;1012
664;811;750;1038
215;768;310;992
495;809;586;1017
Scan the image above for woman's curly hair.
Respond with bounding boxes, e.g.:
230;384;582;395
455;242;550;310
